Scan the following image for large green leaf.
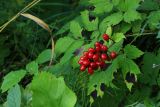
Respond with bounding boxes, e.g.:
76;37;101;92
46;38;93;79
81;10;99;31
6;84;21;107
30;72;77;107
26;61;38;75
55;37;75;56
124;44;144;59
1;70;26;92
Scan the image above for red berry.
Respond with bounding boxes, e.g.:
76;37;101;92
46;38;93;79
101;45;108;52
80;65;86;71
101;53;108;60
95;46;101;52
95;42;101;47
83;51;88;56
88;67;94;75
96;61;101;66
99;61;105;68
90;62;98;69
80;56;87;60
88;52;94;59
78;59;83;65
93;54;99;61
103;34;109;41
83;60;90;66
88;48;95;53
110;52;117;59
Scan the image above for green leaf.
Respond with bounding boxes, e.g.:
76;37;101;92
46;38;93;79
88;58;119;95
109;40;123;53
118;57;140;90
26;61;38;75
105;26;112;36
36;49;52;64
132;20;142;33
60;40;83;65
112;33;125;42
123;10;141;23
157;31;160;39
139;0;159;11
140;52;160;85
55;37;75;56
148;10;160;30
0;45;10;65
125;0;141;10
70;21;82;38
89;0;113;15
99;12;123;33
124;44;144;59
81;10;99;31
55;23;70;35
30;72;77;107
119;22;132;33
112;0;120;6
6;84;21;107
1;70;26;93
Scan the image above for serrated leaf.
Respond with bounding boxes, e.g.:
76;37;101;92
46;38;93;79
30;72;77;107
124;44;144;59
70;21;82;38
36;49;52;64
99;12;123;33
124;10;141;23
6;84;21;107
26;61;38;75
55;37;75;56
1;70;26;92
112;33;125;42
81;11;98;31
89;0;113;15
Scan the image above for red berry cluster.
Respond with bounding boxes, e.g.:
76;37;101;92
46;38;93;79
78;34;117;75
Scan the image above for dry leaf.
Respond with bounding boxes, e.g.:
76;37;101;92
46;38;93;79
21;13;51;33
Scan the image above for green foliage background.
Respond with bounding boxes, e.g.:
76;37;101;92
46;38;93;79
0;0;160;107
